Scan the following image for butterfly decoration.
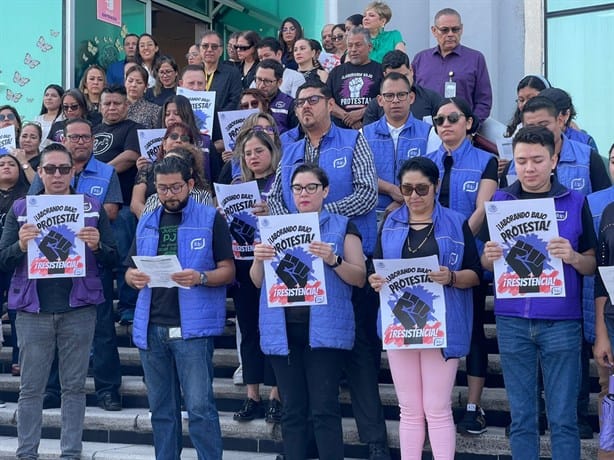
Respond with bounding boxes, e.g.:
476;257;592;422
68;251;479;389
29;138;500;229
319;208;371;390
82;53;89;62
50;29;60;38
120;24;128;39
93;36;100;45
37;36;53;52
24;53;40;69
87;41;98;55
13;71;30;87
115;38;122;52
6;89;23;103
26;98;34;103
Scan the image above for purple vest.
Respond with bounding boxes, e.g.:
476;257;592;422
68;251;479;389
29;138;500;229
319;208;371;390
492;182;585;320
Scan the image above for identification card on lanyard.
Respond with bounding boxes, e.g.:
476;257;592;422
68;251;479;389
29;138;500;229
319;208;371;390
444;71;456;98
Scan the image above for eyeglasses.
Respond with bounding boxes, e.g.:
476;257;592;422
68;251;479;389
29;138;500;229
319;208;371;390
234;45;252;51
295;95;326;108
168;133;191;142
435;26;462;34
42;165;72;175
255;77;277;86
200;43;220;51
240;100;260;109
185;52;199;59
381;91;410;102
0;113;16;122
158;69;176;76
399;183;431;196
66;134;92;142
62;104;80;112
433;112;465;126
252;125;276;134
282;26;296;33
156;182;187;195
291;183;323;195
331;34;345;42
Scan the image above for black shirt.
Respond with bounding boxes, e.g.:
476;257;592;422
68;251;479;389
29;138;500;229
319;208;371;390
363;84;443;126
438;156;498;208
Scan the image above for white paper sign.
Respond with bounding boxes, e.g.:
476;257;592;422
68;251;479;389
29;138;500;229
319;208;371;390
26;194;85;279
176;87;216;135
214;181;261;260
132;255;186;289
0;125;16;155
257;212;327;307
217;108;258;151
137;128;166;162
373;256;447;350
485;198;566;298
598;266;614;304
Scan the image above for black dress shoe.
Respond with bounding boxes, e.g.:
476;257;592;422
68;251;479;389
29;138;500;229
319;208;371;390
233;398;263;421
43;393;61;409
98;392;122;411
265;399;282;424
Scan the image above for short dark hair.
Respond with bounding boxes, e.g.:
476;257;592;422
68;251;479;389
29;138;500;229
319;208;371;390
296;81;333;100
521;95;558;119
433;97;477;134
382;50;410;71
125;63;148;82
434;8;461;23
123;34;138;45
199;30;222;44
397;157;439;185
380;72;411;92
256;37;282;54
180;64;205;79
101;85;127;97
346;14;364;28
256;59;284;80
291;164;330;189
40;143;73;166
512;125;555;158
154;155;192;183
64;117;92;134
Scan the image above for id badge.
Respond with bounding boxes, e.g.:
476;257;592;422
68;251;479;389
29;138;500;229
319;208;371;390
444;81;456;98
169;327;182;339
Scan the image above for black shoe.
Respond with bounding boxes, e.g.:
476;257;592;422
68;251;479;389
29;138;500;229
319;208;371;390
118;310;134;325
0;400;5;408
368;442;391;460
505;414;547;437
98;392;122;411
233;398;263;421
578;415;593;439
457;405;487;435
43;393;61;409
265;399;282;424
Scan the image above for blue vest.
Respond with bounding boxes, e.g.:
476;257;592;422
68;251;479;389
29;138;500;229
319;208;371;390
270;91;294;134
280;126;301;146
75;157;115;202
259;211;355;355
583;186;614;342
380;203;474;358
363;114;432;211
280;124;377;255
426;138;493;221
565;126;597;151
9;195;105;312
508;136;592;196
132;198;227;349
492;181;585;320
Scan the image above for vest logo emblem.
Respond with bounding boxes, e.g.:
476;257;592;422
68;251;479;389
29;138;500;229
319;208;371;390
449;252;459;266
462;181;478;192
570;178;585;190
333;157;347;168
407;148;420;158
84;201;92;212
90;185;103;196
190;238;206;250
556;211;567;221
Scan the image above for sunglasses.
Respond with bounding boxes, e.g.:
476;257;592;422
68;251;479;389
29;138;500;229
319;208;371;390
295;95;326;108
240;100;260;109
0;113;16;122
42;165;72;175
200;43;220;51
252;125;276;134
62;104;80;112
433;112;465;126
331;34;345;42
168;133;191;142
234;45;252;51
435;26;462;34
399;183;431;196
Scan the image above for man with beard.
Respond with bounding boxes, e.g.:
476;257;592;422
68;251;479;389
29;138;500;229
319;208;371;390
126;155;235;460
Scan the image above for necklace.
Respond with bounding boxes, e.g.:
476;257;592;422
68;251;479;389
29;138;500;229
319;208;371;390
406;223;434;254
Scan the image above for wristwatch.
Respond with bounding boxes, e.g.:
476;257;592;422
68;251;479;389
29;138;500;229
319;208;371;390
21;163;29;170
330;255;342;268
199;272;208;286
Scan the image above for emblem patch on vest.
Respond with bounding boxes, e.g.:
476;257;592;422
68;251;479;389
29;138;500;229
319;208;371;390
462;181;478;192
190;237;206;250
333;157;347;168
570;178;585;190
90;185;103;196
555;211;568;221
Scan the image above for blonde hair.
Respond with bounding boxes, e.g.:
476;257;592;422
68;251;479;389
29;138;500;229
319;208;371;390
236;130;281;183
365;1;392;23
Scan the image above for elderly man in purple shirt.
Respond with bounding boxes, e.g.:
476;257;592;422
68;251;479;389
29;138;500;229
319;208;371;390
412;8;492;123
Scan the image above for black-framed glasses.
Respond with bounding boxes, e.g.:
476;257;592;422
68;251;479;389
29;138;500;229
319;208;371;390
42;165;72;175
0;113;16;122
156;182;187;195
200;43;220;51
331;34;345;42
185;52;199;59
66;134;92;143
381;91;410;102
291;183;323;195
168;133;191;142
255;77;276;86
234;45;252;51
240;100;260;109
435;26;462;34
295;95;326;108
252;125;276;134
158;69;176;76
399;183;431;197
433;112;465;126
62;104;80;112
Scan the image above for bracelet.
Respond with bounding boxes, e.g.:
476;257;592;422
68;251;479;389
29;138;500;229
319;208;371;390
447;271;456;287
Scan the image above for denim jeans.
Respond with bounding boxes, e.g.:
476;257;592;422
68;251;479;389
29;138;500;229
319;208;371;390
111;206;138;314
496;316;581;460
15;307;96;460
139;324;222;460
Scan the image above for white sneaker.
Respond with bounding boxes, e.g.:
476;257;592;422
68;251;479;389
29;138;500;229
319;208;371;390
0;400;6;408
233;365;244;385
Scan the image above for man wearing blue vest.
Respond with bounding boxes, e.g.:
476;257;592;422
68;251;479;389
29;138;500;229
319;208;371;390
362;72;438;217
126;156;235;460
29;118;125;411
482;126;596;460
268;82;390;460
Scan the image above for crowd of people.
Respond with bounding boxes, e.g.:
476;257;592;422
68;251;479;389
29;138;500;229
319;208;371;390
0;2;612;460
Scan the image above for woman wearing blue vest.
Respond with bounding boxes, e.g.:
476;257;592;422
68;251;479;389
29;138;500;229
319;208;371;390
426;97;497;435
250;164;366;460
369;157;480;459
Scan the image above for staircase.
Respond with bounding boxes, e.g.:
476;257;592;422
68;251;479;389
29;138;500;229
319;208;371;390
0;298;602;459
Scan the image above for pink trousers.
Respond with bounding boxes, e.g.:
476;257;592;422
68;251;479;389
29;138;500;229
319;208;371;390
387;348;458;460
